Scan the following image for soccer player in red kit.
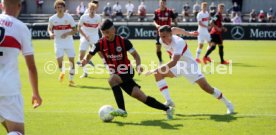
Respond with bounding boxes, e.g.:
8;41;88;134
203;4;229;65
153;0;177;65
82;19;174;120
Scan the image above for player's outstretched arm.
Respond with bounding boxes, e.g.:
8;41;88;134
171;27;198;37
25;55;42;109
130;50;143;75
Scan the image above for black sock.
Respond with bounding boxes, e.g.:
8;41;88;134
111;85;125;111
219;45;224;62
205;45;216;57
144;96;169;111
157;51;162;62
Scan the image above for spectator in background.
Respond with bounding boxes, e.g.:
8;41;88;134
138;1;147;21
249;9;257;22
209;2;216;17
103;2;112;18
232;0;242;11
193;1;200;21
230;2;241;18
0;2;2;13
125;0;135;20
182;2;190;22
21;0;27;13
76;1;86;17
231;13;242;24
258;10;266;23
112;1;124;21
267;8;274;22
36;0;44;13
223;13;232;22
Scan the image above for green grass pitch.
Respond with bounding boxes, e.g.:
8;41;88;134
1;40;276;135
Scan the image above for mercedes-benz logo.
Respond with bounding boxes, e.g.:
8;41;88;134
231;26;244;40
117;26;130;38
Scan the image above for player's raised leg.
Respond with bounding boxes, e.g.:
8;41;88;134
195;77;234;114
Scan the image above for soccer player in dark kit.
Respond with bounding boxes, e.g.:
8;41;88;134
203;3;229;65
81;19;174;119
153;0;177;65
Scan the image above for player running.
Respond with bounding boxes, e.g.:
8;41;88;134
0;0;42;134
153;0;177;65
48;0;78;86
146;25;234;114
203;3;229;65
78;2;101;78
82;19;174;120
195;2;211;63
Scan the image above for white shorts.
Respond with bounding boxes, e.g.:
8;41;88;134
170;51;204;83
79;40;94;51
0;95;24;123
79;36;98;51
55;48;76;58
198;32;211;44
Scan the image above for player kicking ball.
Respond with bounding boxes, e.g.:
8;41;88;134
82;19;174;120
78;2;101;78
146;25;234;114
48;0;78;86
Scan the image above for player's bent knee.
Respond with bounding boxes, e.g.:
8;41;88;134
7;131;23;135
108;75;122;86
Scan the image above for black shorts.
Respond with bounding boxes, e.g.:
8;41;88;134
156;35;161;45
119;70;141;95
211;34;223;44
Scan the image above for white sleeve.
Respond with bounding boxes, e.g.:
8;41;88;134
48;17;53;29
78;16;84;26
69;14;76;28
21;25;33;56
172;40;185;55
197;13;202;22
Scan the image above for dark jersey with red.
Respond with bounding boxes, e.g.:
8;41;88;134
89;35;134;74
210;13;223;35
154;8;176;26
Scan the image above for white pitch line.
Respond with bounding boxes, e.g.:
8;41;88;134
25;110;276;117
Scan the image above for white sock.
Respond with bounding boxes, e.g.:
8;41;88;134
83;66;88;74
213;88;230;105
157;79;171;101
8;131;23;135
196;48;202;59
69;68;75;81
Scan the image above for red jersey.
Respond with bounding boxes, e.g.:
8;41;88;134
154;8;176;26
89;35;134;74
210;13;223;35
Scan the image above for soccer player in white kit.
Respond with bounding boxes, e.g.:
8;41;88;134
0;0;42;134
78;2;101;78
48;0;78;86
195;2;211;63
146;25;234;114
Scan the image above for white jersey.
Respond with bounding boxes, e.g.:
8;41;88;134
160;35;192;61
0;14;33;96
79;14;101;43
197;11;209;33
160;35;204;83
48;13;76;48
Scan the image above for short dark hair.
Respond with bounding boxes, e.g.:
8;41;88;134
92;0;98;5
159;25;172;33
100;19;114;30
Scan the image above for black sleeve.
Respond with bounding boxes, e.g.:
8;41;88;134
171;10;177;20
153;11;158;21
89;42;100;56
124;39;134;51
